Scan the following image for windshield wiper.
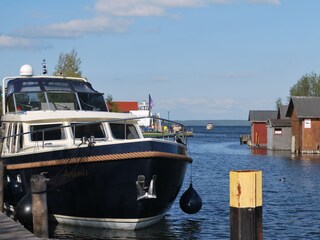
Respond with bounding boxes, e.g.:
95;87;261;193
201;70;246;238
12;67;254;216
54;103;70;110
81;101;100;111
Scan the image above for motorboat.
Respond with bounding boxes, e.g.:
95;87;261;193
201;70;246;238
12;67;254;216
206;122;214;130
1;64;193;230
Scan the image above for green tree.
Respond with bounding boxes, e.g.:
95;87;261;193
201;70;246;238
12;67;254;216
106;94;118;112
289;72;320;97
275;97;282;109
53;49;82;77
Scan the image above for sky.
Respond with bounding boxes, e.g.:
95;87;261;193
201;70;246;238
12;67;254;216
1;0;320;120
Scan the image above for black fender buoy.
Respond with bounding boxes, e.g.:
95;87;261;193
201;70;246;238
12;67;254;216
179;183;202;214
15;193;33;229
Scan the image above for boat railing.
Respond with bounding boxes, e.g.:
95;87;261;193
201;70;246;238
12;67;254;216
1;116;189;154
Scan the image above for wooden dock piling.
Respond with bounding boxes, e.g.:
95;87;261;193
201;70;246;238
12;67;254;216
230;170;262;240
0;170;43;239
31;174;48;238
240;135;250;145
0;161;3;213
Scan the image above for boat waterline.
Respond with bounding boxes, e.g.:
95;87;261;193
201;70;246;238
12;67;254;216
52;213;166;230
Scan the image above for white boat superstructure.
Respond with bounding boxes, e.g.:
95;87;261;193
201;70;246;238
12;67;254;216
0;64;194;230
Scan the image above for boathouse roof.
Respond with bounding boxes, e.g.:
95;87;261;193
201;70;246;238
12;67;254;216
277;104;289;119
248;110;278;122
266;119;291;127
287;96;320;118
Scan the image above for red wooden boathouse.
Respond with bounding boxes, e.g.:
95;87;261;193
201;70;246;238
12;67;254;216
248;110;278;148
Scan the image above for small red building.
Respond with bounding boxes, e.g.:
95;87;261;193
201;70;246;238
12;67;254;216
248;110;278;147
109;101;138;113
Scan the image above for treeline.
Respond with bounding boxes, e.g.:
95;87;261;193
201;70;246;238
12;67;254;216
277;73;320;108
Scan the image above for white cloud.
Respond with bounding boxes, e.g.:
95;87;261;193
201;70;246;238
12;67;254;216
0;35;31;47
207;0;280;4
94;0;205;17
93;0;280;18
13;17;132;38
248;0;280;4
95;1;165;17
3;0;281;48
94;0;280;18
0;35;49;49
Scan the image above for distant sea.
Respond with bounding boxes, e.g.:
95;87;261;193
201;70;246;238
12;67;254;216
176;120;250;127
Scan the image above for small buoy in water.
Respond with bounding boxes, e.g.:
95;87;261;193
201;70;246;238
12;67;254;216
179;183;202;214
15;194;33;229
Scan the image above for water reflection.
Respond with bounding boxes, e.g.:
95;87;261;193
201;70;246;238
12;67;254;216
250;147;293;158
251;147;320;162
251;147;268;155
291;153;320;162
50;220;170;239
178;220;202;239
50;217;203;239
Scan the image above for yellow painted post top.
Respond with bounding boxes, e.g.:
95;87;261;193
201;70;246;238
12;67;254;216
230;170;262;208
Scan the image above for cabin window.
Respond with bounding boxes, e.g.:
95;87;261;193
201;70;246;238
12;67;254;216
20;80;41;92
274;128;282;135
4;123;23;153
7;80;41;93
18;124;23;151
6;95;15;112
30;124;65;141
46;92;80;110
43;80;72;91
11;124;18;153
110;123;139;139
12;123;23;153
71;123;106;139
5;123;12;151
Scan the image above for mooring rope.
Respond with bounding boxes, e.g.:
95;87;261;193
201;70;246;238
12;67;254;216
5;151;193;170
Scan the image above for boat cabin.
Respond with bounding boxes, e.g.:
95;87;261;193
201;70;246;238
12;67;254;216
3;77;108;114
1;67;143;156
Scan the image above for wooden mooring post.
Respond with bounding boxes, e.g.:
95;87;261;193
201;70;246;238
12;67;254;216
31;174;49;238
0;161;3;213
230;170;262;240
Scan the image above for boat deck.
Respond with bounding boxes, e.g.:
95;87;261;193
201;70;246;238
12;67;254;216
0;212;40;240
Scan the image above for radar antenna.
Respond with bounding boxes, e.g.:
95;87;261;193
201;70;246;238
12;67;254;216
42;59;47;75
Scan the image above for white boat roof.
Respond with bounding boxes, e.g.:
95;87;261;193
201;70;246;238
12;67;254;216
1;110;138;123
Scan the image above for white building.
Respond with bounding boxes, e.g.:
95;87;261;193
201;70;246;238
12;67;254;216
130;100;161;129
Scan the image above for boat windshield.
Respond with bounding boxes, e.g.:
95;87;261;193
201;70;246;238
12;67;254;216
47;92;80;110
8;92;46;112
5;77;108;112
78;93;107;111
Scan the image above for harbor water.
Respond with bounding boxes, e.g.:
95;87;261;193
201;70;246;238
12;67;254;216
50;125;320;239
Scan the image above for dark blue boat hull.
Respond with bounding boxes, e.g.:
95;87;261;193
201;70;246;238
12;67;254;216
3;140;190;228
